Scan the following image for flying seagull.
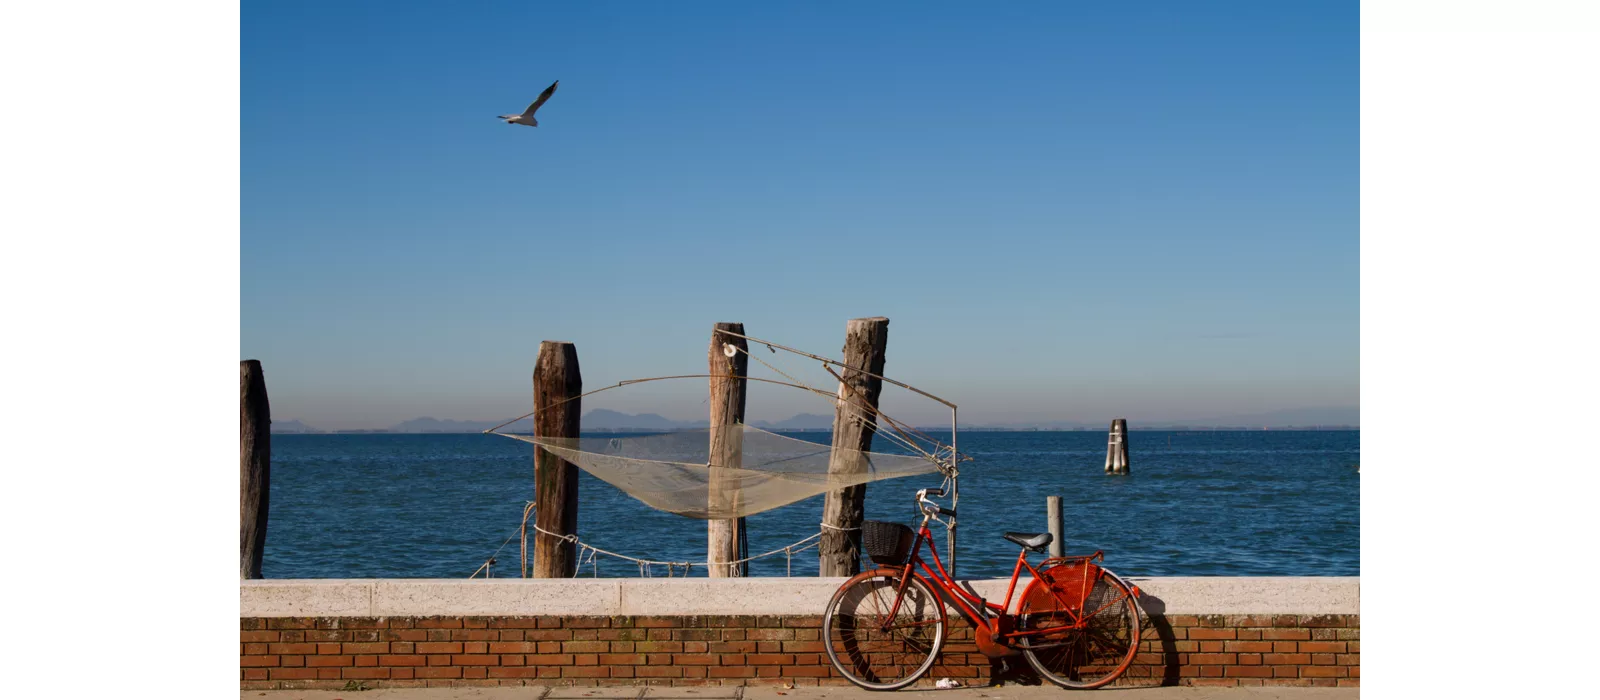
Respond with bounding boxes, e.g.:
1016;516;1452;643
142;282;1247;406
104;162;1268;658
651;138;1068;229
499;80;558;127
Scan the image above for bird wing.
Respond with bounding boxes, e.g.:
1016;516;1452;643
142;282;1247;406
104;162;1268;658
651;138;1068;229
522;80;559;116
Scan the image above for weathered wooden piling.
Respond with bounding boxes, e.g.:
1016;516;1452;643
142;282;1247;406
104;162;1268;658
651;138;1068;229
533;341;582;578
708;323;750;577
820;316;890;577
240;360;271;579
1046;495;1064;557
1105;418;1130;474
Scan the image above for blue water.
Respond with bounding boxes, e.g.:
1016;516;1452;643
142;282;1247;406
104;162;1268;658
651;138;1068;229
262;431;1358;579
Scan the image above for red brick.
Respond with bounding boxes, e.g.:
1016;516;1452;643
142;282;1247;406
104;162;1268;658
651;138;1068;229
562;666;610;678
635;666;683;678
1187;628;1236;640
306;655;351;667
417;618;463;629
1261;629;1309;641
343;642;387;654
451;655;500;666
239;655;280;667
1264;653;1310;665
355;655;379;667
746;654;795;665
709;666;756;678
599;654;645;665
565;617;610;629
1300;641;1345;653
1189;653;1235;665
452;629;498;641
380;655;426;666
1226;666;1273;678
1225;641;1273;653
524;654;574;665
747;629;795;641
674;654;718;665
1301;666;1348;678
463;642;488;654
563;641;609;653
784;666;834;677
416;642;463;654
241;631;279;643
413;667;461;679
1337;653;1360;666
463;667;487;679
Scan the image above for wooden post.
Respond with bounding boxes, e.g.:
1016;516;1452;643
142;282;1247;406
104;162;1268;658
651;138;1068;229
1105;418;1130;474
1046;495;1064;558
240;360;271;579
533;341;582;578
820;317;890;577
708;323;749;577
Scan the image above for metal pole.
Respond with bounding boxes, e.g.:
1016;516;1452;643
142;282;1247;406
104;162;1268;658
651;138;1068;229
948;405;958;577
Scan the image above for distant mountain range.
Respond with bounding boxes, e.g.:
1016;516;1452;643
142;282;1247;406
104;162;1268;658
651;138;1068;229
269;406;1357;434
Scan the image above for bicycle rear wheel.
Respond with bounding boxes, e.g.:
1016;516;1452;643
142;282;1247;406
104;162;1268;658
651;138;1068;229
1017;569;1141;689
822;569;946;690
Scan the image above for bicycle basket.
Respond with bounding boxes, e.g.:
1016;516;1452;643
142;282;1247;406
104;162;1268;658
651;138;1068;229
861;520;916;565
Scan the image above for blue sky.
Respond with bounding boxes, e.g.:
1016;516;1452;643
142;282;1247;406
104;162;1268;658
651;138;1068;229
242;1;1357;430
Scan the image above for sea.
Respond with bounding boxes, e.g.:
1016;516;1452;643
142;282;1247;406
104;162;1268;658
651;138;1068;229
262;430;1358;580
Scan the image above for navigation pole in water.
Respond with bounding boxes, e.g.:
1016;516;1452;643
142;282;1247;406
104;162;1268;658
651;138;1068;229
1105;418;1131;475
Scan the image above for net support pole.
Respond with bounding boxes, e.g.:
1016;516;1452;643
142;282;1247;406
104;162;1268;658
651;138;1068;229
1046;495;1065;558
708;323;749;577
240;360;271;580
820;316;890;577
1105;418;1131;474
533;341;582;578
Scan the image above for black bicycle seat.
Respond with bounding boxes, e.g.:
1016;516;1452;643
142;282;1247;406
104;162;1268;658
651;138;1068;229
1002;531;1052;553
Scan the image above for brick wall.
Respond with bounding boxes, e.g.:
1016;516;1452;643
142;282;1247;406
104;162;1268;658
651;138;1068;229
239;613;1357;690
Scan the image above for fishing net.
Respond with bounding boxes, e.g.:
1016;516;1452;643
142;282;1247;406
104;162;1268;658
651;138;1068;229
497;425;941;519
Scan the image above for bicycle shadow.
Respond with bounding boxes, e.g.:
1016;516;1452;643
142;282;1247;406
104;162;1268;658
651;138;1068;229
1132;592;1183;687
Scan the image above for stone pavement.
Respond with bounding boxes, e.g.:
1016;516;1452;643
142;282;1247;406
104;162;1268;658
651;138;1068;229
242;685;1357;700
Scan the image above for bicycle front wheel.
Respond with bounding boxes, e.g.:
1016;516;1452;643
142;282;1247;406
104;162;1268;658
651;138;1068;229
822;569;946;690
1018;569;1141;689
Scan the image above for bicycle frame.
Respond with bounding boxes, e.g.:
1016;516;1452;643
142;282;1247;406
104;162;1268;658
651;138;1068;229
879;517;1136;659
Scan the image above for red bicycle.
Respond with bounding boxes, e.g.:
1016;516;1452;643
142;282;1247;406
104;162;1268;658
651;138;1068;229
822;487;1144;690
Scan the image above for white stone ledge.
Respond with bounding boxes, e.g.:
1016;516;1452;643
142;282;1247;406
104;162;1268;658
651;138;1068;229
242;577;1357;618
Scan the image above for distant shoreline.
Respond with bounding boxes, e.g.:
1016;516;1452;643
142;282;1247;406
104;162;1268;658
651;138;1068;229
272;426;1360;435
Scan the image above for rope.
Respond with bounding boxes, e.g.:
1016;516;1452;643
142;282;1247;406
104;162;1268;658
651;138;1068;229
501;504;825;578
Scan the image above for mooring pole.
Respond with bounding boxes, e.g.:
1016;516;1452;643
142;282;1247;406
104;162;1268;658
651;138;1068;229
1105;418;1130;474
708;323;749;577
1046;495;1065;557
820;317;890;577
240;360;271;579
533;341;582;578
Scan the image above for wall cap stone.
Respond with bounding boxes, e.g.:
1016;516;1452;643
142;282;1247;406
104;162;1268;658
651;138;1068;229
242;576;1357;618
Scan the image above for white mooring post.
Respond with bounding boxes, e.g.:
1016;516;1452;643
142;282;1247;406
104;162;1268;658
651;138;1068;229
1046;495;1064;557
